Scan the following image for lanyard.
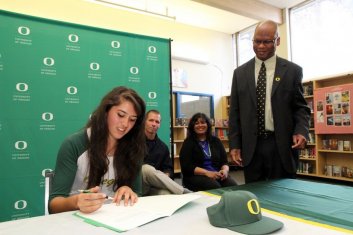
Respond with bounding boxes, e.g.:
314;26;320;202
199;141;211;158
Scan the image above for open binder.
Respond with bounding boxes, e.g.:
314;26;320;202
75;194;200;232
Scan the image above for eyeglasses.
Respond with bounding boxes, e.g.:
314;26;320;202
253;37;278;46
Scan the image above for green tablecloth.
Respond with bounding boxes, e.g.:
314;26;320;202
207;179;353;232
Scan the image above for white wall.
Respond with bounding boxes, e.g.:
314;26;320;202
1;0;235;119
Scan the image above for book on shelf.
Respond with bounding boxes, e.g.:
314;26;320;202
338;140;344;151
343;140;351;151
175;118;189;126
299;148;316;158
309;116;314;128
214;119;229;128
332;165;342;177
75;194;200;232
215;128;228;139
322;139;351;151
324;164;333;176
329;139;338;150
297;161;314;174
218;128;224;139
303;83;313;96
308;132;315;144
342;167;353;178
324;164;353;179
307;100;313;113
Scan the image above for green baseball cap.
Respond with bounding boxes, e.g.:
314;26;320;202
207;190;283;234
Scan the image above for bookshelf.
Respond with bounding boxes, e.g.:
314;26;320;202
297;81;316;175
298;73;353;182
217;96;233;164
221;96;230;119
172;125;187;174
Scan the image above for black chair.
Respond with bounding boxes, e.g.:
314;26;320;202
44;170;54;215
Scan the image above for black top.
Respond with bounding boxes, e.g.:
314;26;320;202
179;135;229;177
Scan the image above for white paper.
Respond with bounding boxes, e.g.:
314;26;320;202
75;194;200;232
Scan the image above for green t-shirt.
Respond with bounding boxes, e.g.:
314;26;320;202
49;129;142;202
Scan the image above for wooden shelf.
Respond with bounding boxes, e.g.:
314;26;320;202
299;157;316;161
298;76;353;183
315;174;353;183
297;172;318;177
317;150;353;154
172;125;187;174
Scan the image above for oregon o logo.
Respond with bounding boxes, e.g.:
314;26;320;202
90;62;100;71
68;34;79;43
148;92;157;99
14;200;27;210
111;41;121;48
16;83;29;92
15;141;27;150
18;26;30;35
42;112;54;121
247;199;260;215
148;46;157;53
67;86;78;95
42;169;53;177
43;57;55;66
130;67;139;75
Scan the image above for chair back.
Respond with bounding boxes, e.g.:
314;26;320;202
44;170;54;215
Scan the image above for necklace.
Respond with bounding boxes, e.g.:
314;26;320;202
199;140;211;158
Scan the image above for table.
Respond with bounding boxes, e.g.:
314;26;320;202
0;179;352;235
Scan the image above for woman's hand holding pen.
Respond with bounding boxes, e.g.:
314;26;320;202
77;185;138;213
77;186;106;213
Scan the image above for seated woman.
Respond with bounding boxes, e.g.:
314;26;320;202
179;113;238;191
49;86;146;214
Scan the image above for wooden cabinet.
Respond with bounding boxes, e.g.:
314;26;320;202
298;73;353;183
172;126;187;174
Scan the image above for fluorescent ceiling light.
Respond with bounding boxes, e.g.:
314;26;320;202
89;0;176;21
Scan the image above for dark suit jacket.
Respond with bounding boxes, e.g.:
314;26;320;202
228;56;310;173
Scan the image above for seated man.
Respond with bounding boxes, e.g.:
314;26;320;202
143;109;191;195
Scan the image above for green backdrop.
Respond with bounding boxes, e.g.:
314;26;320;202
0;10;171;222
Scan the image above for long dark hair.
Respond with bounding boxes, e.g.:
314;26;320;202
187;112;212;141
86;86;146;191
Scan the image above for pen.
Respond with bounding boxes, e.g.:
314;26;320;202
78;189;91;193
78;189;114;200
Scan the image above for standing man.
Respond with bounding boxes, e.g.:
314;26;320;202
228;20;310;183
143;109;190;195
